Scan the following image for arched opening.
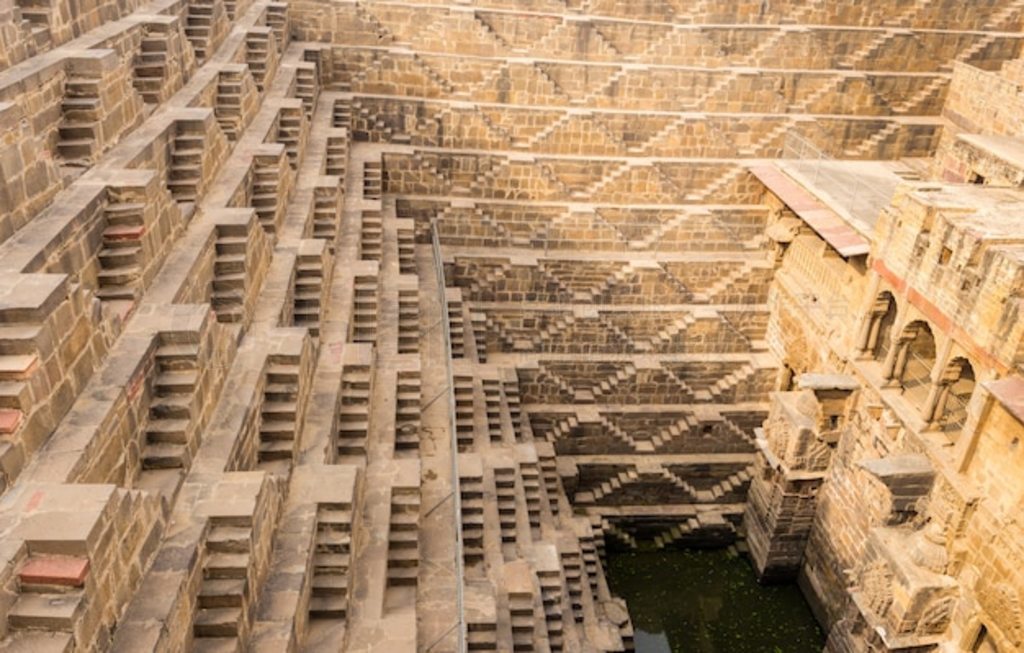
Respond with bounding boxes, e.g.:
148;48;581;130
972;626;999;653
871;292;898;361
896;321;936;406
935;357;976;434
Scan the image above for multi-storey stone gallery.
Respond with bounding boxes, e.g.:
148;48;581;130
0;0;1023;650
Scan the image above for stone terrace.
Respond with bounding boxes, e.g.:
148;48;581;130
0;0;1022;652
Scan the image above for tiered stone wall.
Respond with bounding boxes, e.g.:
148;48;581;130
0;0;1023;652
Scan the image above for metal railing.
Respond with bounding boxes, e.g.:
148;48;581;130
782;132;895;224
425;219;467;653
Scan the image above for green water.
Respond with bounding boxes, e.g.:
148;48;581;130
606;548;825;653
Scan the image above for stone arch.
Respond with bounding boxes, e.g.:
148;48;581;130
931;357;976;433
972;625;1000;653
867;291;898;361
890;320;936;405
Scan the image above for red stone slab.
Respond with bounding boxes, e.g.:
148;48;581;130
987;377;1024;425
104;225;145;241
19;556;90;587
0;409;22;434
750;164;871;258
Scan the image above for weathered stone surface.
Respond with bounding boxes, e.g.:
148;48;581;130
0;1;1022;652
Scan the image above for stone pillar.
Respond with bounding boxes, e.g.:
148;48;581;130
743;373;859;582
882;335;909;385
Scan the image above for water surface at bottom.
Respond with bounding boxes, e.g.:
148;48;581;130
606;548;825;653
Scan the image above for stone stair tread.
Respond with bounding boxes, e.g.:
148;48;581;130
194;606;242;628
309;594;348;614
0;632;73;653
8;591;83;630
192;637;241;653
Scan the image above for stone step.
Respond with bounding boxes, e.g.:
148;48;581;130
8;591;83;631
146;419;190;446
155;370;198;393
258;439;293;460
198;579;247;608
99;247;141;268
142;442;185;469
193;607;242;637
309;594;347;618
207;527;252;553
192;637;241;653
0;632;73;653
204;552;251;579
150;394;192;420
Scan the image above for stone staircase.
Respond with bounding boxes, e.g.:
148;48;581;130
534;365;577;403
168;128;206;203
257;354;302;469
96;200;146;302
454;376;475;451
3;555;87;651
362;160;383;200
591;363;637;401
324;129;349;178
293;244;326;337
635;314;697;352
139;338;198;493
308;500;353;621
658;465;752;503
385;488;420;588
211;222;248;323
15;0;52;53
559;547;585;623
890;76;950;115
446;290;466;359
214;66;253;141
536;562;564;651
707;362;760;402
192;519;255;649
520;459;542;532
185;0;224;64
275;103;305;168
843;121;903;158
133;22;181;104
57;76;102;166
394;368;421;453
651;518;701;548
597;415;652;452
336;363;371;459
537;446;561;517
691;260;760;303
359;210;382;261
460;458;486;565
351;265;379;343
250;150;286;232
495;465;517;544
582;469;639;503
508;581;537;653
483;378;503;443
245;29;273;91
397;281;420;355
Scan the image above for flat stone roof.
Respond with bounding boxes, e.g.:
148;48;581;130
959;133;1024;171
779;159;915;232
750;164;871;257
904;184;1024;263
986;377;1024;426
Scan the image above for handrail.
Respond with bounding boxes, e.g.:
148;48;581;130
429;218;467;652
